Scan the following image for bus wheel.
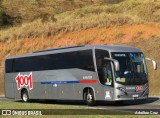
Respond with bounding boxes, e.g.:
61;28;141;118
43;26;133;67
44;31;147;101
22;90;29;102
84;89;96;106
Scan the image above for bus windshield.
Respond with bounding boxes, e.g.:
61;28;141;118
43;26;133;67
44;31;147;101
112;52;148;85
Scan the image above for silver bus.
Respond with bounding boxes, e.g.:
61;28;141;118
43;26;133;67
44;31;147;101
4;45;157;106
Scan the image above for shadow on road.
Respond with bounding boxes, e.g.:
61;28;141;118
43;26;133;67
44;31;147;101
97;97;160;106
15;97;159;107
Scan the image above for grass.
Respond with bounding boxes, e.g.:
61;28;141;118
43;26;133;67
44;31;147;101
1;0;99;22
0;101;84;109
0;101;159;117
0;13;133;43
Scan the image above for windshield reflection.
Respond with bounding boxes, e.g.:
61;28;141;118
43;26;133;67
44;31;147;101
112;52;147;85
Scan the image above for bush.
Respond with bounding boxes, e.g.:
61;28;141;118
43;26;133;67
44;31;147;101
0;0;2;4
0;10;13;27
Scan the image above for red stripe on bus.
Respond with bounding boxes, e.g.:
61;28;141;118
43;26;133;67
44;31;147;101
79;80;97;84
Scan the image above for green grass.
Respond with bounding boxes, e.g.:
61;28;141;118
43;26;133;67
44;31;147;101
0;101;159;117
0;101;82;109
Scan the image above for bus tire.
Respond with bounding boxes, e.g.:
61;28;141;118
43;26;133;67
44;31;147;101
84;89;96;106
22;90;30;102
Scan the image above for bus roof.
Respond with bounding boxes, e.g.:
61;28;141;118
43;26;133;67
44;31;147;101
5;45;142;59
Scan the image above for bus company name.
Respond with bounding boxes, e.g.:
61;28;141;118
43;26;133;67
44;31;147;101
15;72;33;90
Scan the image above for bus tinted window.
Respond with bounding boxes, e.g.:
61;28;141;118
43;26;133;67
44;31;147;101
95;49;109;69
12;50;94;72
5;59;13;73
14;57;41;72
77;50;95;71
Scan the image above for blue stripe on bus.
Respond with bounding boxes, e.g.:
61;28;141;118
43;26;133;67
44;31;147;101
41;81;79;84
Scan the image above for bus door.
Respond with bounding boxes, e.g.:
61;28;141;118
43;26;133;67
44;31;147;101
102;60;114;100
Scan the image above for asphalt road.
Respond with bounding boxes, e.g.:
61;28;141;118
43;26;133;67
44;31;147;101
0;95;159;110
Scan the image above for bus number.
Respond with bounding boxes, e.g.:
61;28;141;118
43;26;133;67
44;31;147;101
15;72;33;90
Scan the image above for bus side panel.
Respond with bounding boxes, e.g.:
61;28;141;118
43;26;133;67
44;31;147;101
30;82;46;99
29;71;59;100
58;84;74;100
70;69;106;101
6;72;47;100
13;82;21;99
45;73;58;100
46;70;74;100
4;73;21;99
5;82;14;98
72;70;114;101
72;84;84;100
29;72;48;99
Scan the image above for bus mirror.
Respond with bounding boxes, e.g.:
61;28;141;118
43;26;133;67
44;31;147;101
145;58;157;70
104;57;120;71
152;60;157;70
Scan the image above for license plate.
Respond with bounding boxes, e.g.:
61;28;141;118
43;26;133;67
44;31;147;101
132;94;138;98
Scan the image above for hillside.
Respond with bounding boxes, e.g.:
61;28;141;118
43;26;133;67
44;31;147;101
1;0;102;22
1;0;160;42
0;0;160;95
0;0;123;27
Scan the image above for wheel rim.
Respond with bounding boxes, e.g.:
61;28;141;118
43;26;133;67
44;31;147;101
23;93;28;102
87;93;92;102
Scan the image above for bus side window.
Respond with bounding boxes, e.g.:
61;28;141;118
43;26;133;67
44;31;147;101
5;59;13;73
76;50;95;72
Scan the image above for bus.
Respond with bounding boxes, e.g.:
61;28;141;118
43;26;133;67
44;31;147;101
4;45;157;106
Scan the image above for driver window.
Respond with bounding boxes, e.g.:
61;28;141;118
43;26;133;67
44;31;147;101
95;49;113;86
102;61;113;86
